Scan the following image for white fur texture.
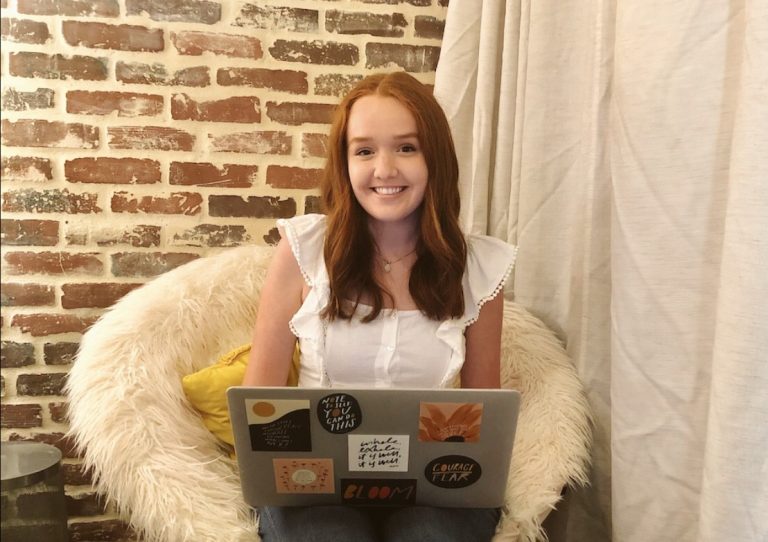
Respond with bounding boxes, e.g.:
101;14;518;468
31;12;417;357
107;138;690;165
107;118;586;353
66;245;591;542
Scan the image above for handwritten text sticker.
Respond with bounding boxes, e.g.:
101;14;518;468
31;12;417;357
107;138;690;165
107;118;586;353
424;455;482;488
348;434;409;472
273;458;334;494
317;393;362;434
246;399;311;452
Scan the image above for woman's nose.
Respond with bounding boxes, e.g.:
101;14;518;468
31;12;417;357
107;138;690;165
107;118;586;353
374;152;398;179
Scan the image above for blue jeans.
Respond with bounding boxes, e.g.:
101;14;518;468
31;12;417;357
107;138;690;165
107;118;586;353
258;505;501;542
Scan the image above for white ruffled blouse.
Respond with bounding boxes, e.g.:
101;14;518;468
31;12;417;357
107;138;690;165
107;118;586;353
277;214;517;389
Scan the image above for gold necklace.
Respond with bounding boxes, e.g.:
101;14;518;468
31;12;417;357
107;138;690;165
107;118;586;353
380;248;417;272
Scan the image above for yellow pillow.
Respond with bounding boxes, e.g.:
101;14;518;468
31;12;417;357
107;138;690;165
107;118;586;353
182;344;300;446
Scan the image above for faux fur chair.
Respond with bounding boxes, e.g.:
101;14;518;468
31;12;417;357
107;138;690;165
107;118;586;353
66;245;591;542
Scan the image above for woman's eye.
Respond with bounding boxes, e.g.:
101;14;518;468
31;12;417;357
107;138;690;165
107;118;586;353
400;144;417;153
354;148;373;156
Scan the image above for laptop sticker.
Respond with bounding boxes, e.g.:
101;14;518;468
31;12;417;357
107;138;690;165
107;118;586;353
425;455;482;488
273;458;335;494
246;399;311;451
341;478;417;506
348;435;409;472
418;402;483;443
317;393;362;434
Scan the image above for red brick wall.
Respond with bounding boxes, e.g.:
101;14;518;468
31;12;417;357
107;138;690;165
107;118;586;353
1;1;447;539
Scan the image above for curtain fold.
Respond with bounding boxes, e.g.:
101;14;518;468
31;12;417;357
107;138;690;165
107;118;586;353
435;0;767;540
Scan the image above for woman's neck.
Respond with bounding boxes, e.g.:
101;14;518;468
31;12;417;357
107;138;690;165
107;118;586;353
367;215;420;258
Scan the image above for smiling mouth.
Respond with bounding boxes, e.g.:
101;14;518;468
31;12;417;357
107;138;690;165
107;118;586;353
372;186;405;195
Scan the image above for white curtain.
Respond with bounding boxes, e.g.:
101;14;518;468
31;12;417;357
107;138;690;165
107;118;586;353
435;1;768;541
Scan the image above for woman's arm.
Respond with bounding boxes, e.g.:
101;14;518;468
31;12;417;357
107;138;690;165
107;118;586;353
242;237;305;386
461;291;503;389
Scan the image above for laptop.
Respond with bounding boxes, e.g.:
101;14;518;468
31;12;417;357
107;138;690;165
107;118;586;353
227;387;520;508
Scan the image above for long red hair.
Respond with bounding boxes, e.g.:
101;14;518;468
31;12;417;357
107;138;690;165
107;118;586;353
321;72;466;322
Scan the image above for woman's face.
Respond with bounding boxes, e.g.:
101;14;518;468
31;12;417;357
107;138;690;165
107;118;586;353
345;95;428;229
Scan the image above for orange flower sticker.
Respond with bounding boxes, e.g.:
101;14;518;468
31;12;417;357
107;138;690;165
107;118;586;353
418;402;483;442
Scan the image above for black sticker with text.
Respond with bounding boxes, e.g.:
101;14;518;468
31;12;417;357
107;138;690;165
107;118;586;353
317;393;362;434
246;399;311;452
341;478;417;506
424;455;482;488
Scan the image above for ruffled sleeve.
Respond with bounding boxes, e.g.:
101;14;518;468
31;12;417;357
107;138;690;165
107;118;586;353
276;214;330;353
435;234;518;387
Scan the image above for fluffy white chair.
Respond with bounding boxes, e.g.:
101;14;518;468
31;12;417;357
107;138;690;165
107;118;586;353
66;245;591;542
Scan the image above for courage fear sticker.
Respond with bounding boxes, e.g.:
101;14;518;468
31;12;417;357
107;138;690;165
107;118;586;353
424;455;482;488
318;393;362;434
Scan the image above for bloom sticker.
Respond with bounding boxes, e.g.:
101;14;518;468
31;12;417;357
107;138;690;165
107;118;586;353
424;455;482;488
317;393;362;434
348;434;409;472
341;478;417;505
273;458;335;494
418;402;483;442
246;399;311;451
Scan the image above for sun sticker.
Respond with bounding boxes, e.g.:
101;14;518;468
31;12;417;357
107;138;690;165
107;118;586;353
418;402;483;442
273;458;335;494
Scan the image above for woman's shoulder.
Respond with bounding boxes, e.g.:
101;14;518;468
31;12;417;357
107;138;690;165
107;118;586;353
462;234;518;323
276;214;328;286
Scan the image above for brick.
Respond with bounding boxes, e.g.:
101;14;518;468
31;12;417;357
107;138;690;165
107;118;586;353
326;10;407;37
235;5;318;32
172;224;250;247
266;101;336;126
108;126;195;151
4;251;103;275
1;283;55;306
16;373;68;396
67;90;163;117
1;404;43;428
366;43;441;72
209;130;291;155
12;314;96;336
65;228;88;245
66;492;106;517
62;283;142;309
266;165;322;189
117;61;210;87
171;31;262;58
93;225;161;247
415;15;445;39
17;0;120;17
209;195;296;218
2;119;99;149
111;191;203;215
111;252;199;277
2;189;101;214
314;73;363;97
305;195;323;214
217;68;307;94
1;156;54;182
360;0;431;5
170;162;257;188
0;17;51;43
2;87;55;111
9;52;108;80
0;524;67;541
65;158;161;185
263;227;280;246
63;463;94;486
1;341;35;368
63;21;163;52
171;94;260;123
126;0;221;24
9;432;80;458
270;39;358;66
69;520;133;542
49;401;69;423
302;133;329;158
1;219;58;246
44;342;80;365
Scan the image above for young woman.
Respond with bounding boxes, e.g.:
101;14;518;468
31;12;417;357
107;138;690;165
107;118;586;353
243;72;517;542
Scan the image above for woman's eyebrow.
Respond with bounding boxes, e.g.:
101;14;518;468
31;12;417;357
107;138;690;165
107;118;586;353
347;132;419;144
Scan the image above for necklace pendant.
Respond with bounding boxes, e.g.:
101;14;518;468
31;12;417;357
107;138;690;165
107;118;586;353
383;262;392;272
